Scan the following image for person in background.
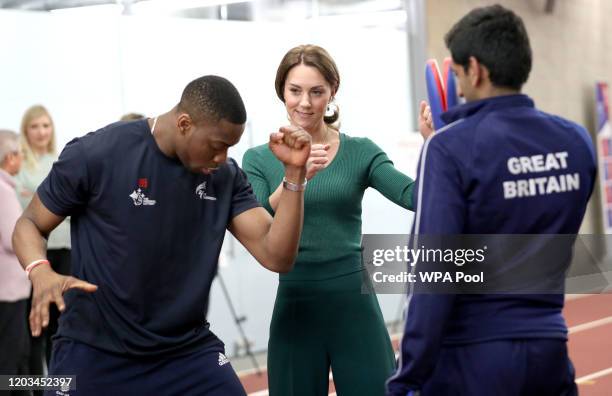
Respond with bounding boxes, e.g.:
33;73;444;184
120;112;145;121
243;44;422;396
14;105;71;380
0;129;31;396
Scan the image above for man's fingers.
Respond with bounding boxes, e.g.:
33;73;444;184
279;128;298;146
278;125;300;134
63;277;98;293
420;101;432;122
276;126;313;149
420;100;428;116
294;134;311;148
291;129;309;140
29;306;41;337
29;275;96;338
279;126;303;146
40;297;51;328
30;294;49;336
420;103;433;133
52;288;66;312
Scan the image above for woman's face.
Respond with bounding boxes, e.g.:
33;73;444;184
26;115;53;153
283;64;334;132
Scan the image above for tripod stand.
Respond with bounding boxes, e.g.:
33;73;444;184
216;270;263;377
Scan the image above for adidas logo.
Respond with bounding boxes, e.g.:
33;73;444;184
218;353;229;366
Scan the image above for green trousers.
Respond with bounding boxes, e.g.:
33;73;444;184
267;270;396;396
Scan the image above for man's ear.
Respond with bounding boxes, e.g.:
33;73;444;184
176;113;193;135
468;56;490;88
467;56;481;87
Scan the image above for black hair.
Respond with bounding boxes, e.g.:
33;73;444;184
178;75;247;124
444;4;532;90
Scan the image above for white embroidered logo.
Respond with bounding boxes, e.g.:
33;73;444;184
129;188;156;206
218;353;229;366
196;182;217;201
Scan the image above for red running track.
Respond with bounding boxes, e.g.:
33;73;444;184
239;294;612;395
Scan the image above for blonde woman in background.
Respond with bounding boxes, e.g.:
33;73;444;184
15;105;71;380
119;112;145;121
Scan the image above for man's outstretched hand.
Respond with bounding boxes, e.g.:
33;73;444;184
28;265;97;337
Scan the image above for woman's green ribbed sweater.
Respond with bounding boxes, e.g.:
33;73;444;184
242;133;415;280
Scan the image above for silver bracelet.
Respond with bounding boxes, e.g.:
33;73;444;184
282;177;307;192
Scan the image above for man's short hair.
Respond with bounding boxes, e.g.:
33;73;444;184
0;129;19;163
178;75;247;125
445;4;532;90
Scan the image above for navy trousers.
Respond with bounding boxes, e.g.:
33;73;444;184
422;339;577;396
45;338;246;396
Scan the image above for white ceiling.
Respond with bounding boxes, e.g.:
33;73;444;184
0;0;405;20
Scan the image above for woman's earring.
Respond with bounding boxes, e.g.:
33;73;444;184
326;100;338;117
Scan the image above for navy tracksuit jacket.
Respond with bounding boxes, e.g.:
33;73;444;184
387;94;596;396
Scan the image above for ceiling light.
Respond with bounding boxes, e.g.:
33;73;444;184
131;0;253;14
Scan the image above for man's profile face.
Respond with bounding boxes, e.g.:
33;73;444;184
177;117;244;174
450;60;481;103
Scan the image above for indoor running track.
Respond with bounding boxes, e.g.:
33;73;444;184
239;293;612;395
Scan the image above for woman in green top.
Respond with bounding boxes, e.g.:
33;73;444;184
242;45;416;396
14;105;72;380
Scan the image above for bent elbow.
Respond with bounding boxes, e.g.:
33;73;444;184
269;256;296;274
275;263;294;274
11;216;24;251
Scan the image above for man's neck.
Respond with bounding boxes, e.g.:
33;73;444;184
475;85;520;101
150;112;177;158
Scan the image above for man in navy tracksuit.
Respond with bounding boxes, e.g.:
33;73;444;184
387;5;596;396
12;76;312;395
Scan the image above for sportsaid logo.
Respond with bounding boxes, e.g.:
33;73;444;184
196;182;217;201
129;178;156;206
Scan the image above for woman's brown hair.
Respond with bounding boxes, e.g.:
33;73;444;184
275;44;340;125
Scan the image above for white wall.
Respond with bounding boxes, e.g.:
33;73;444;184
0;9;420;355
